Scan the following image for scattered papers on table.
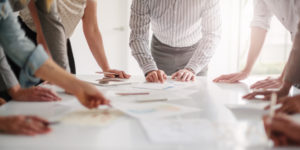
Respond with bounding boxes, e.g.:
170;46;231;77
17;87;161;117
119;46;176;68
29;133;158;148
140;119;218;144
140;119;268;146
112;102;200;120
60;109;124;126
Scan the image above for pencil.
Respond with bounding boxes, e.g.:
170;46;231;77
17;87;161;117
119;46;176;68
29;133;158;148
270;92;277;119
136;98;168;103
117;92;150;96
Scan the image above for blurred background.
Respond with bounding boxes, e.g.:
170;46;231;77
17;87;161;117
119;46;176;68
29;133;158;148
71;0;292;78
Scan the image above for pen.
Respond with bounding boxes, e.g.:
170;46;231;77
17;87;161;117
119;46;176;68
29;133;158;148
136;98;168;103
45;121;60;126
117;92;150;96
96;72;119;77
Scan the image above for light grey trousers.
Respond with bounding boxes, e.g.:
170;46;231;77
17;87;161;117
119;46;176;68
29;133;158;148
151;36;208;76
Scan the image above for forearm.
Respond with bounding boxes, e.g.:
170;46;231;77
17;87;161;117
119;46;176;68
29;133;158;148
28;0;51;56
243;27;267;72
185;36;219;74
35;59;81;94
284;22;300;85
84;30;110;71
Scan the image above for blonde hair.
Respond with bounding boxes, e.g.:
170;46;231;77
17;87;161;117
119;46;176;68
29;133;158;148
46;0;54;11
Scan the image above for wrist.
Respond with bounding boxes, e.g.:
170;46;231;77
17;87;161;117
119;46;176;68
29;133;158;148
145;70;157;76
241;68;251;75
102;66;110;72
279;81;292;95
8;85;21;99
185;68;195;74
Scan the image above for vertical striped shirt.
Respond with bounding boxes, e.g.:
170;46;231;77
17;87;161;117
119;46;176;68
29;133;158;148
129;0;221;74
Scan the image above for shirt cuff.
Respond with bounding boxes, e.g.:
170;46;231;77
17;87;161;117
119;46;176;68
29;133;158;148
250;20;271;31
141;62;158;75
19;45;48;88
185;62;202;75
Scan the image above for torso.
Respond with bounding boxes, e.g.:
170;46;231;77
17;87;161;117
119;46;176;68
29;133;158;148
19;0;87;38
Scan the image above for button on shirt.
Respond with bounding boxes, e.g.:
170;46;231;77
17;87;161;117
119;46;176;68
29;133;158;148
251;0;300;40
0;0;48;88
130;0;221;74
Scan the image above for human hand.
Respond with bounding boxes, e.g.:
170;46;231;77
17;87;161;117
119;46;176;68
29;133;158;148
104;69;131;79
242;89;289;101
243;82;291;101
264;95;300;114
250;76;283;90
171;69;195;82
146;70;167;83
213;71;249;83
8;85;61;102
263;114;300;146
0;116;51;136
0;98;6;106
75;81;110;109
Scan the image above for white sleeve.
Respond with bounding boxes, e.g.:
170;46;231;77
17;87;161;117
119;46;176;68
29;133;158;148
250;0;273;30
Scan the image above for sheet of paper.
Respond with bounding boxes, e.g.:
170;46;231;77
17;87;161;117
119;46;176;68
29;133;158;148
140;119;218;144
112;102;200;120
140;119;268;146
60;109;124;126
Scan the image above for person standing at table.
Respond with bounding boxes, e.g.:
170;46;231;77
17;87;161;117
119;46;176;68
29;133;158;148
0;0;109;109
19;0;130;79
130;0;221;83
214;0;300;90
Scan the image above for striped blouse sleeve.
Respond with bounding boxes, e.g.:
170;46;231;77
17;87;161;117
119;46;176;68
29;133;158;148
185;0;222;74
129;0;158;75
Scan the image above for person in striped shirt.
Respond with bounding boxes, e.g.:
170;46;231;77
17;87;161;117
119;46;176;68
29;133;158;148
130;0;221;83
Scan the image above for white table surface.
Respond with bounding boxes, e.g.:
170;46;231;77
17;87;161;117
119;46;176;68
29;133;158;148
0;75;299;150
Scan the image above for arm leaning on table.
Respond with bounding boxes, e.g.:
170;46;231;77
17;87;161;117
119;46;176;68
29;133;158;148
129;0;167;83
172;0;222;82
214;0;284;89
243;21;300;101
0;0;109;108
82;0;130;79
0;47;60;102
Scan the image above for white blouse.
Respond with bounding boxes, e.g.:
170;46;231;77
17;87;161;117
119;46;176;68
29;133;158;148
19;0;87;38
251;0;300;40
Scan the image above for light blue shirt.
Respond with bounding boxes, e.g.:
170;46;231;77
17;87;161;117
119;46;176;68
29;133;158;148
0;0;48;88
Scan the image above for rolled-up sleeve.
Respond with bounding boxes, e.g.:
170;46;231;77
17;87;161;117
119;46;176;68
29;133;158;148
284;22;300;84
250;0;273;30
0;1;48;88
185;0;222;74
129;0;158;75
